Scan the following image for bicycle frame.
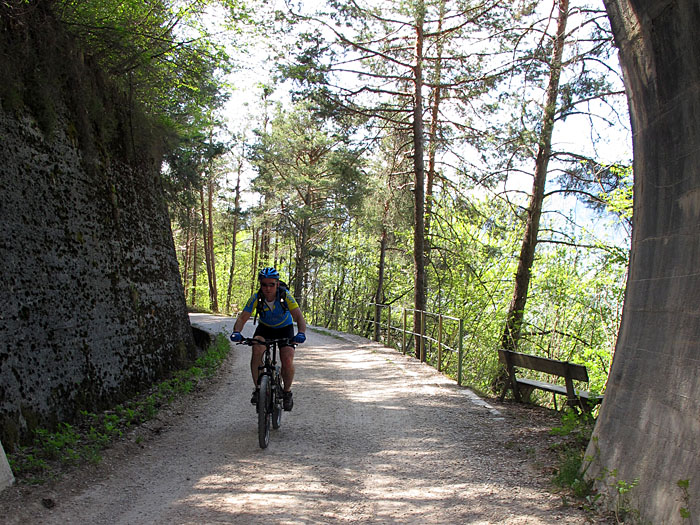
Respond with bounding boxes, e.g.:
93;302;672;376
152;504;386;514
237;337;291;448
259;339;280;383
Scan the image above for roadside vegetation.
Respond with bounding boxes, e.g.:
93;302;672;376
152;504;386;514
7;333;231;485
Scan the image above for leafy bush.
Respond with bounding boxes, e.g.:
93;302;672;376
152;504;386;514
550;410;596;498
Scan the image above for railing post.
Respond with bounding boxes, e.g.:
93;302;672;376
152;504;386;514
402;307;407;355
437;314;443;372
420;310;426;362
364;302;463;382
373;303;380;342
387;305;392;348
458;318;464;386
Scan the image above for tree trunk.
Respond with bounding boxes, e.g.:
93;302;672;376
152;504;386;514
259;214;270;265
376;228;388;306
225;172;241;313
293;215;310;308
500;0;569;352
412;3;427;360
182;210;193;303
425;0;446;262
328;267;347;330
199;186;218;312
206;178;218;311
190;226;198;307
374;228;388;341
251;228;259;296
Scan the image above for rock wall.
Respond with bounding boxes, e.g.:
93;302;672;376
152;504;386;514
586;1;700;521
0;6;195;447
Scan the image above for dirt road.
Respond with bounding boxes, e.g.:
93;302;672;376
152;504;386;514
1;314;592;523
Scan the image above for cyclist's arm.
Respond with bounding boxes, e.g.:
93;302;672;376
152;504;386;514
291;306;306;334
232;310;251;333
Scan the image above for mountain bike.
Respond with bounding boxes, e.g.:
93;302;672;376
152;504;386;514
236;337;289;449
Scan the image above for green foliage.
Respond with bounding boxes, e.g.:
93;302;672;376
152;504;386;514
584;464;647;523
556;448;593;498
551;409;595;441
7;333;231;484
33;423;80;461
1;0;251;185
56;0;238;116
550;411;596;498
166;0;630;413
678;479;692;520
599;164;634;222
611;475;641;523
246;100;367;293
511;242;624;397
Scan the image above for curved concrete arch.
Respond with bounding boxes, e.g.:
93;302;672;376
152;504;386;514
587;1;700;521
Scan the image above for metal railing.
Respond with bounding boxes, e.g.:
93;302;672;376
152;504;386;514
362;303;467;386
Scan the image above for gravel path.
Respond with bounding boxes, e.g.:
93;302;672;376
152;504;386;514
1;314;594;524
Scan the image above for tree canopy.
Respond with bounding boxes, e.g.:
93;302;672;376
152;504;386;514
22;0;631;405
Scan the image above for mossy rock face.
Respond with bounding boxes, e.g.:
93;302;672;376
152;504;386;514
20;405;50;439
0;6;195;448
176;340;194;366
0;415;20;450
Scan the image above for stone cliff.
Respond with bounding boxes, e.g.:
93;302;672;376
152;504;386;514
0;4;195;447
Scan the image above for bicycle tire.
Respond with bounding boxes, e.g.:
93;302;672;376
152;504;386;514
258;375;271;449
272;375;283;430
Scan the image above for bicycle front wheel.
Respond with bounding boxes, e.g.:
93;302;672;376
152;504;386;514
258;374;271;449
272;375;283;430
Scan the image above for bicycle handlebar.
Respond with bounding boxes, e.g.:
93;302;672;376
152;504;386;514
236;337;293;347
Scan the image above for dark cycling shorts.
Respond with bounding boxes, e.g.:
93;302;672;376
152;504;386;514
253;323;295;345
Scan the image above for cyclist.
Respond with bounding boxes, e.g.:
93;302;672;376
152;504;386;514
230;267;307;411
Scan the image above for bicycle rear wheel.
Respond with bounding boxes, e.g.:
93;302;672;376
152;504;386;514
258;375;271;448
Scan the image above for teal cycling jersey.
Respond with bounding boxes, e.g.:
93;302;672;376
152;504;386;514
243;288;299;328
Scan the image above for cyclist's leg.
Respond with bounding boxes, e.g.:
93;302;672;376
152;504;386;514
280;343;295;411
250;341;265;386
267;324;295;391
280;344;295;391
251;325;269;387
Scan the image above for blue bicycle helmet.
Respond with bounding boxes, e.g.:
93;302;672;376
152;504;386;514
258;267;280;280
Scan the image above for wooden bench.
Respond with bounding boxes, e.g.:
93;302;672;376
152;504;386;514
498;349;603;411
